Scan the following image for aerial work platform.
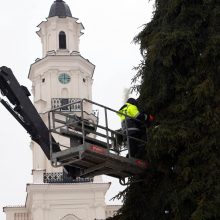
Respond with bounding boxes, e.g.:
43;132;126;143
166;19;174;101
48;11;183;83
48;99;149;179
0;66;148;181
51;141;147;179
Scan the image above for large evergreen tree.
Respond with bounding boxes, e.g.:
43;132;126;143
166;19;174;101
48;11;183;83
110;0;220;219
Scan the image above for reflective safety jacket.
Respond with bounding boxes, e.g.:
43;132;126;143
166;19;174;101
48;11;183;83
117;102;155;135
117;102;140;121
117;103;141;133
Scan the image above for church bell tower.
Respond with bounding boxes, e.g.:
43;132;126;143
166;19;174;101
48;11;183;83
29;0;96;176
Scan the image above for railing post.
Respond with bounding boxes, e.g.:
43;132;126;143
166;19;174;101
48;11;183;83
124;117;131;158
104;108;110;151
81;100;85;145
48;111;53;160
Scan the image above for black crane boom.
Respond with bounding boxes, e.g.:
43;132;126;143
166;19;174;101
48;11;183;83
0;66;79;177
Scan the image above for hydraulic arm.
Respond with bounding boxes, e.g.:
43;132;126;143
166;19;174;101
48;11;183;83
0;66;78;177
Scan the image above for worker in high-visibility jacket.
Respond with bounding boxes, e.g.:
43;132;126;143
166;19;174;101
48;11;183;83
117;98;154;158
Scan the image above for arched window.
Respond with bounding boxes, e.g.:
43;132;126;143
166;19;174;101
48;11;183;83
61;214;82;220
59;31;67;49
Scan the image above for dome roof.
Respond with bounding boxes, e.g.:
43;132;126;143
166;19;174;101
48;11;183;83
48;0;72;18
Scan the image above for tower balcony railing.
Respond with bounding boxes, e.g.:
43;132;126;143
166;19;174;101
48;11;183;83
51;98;99;118
43;172;93;183
51;98;82;112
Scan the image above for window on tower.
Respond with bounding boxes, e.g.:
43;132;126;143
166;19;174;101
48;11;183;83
59;31;67;49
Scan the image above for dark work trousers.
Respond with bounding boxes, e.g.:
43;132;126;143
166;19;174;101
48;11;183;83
122;120;147;158
127;130;141;157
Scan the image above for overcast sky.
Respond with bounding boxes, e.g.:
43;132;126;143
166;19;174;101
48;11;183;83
0;0;153;219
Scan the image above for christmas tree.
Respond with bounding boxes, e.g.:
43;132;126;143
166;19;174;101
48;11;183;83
110;1;220;219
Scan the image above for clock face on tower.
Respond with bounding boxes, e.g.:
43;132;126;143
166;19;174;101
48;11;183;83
58;73;71;84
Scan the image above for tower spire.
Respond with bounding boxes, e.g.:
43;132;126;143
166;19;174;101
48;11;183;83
48;0;72;18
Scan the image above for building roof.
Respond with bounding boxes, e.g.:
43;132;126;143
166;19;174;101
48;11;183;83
48;0;72;18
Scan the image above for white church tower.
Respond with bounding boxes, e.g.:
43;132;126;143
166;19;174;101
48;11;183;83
29;0;95;177
3;1;120;219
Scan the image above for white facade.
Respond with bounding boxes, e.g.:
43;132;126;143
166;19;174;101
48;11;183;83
4;1;120;219
4;182;110;220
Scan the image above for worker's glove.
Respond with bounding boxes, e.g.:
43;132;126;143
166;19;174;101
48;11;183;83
144;114;155;121
148;114;155;122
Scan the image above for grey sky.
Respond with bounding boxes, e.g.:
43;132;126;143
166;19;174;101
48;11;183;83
0;1;153;219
